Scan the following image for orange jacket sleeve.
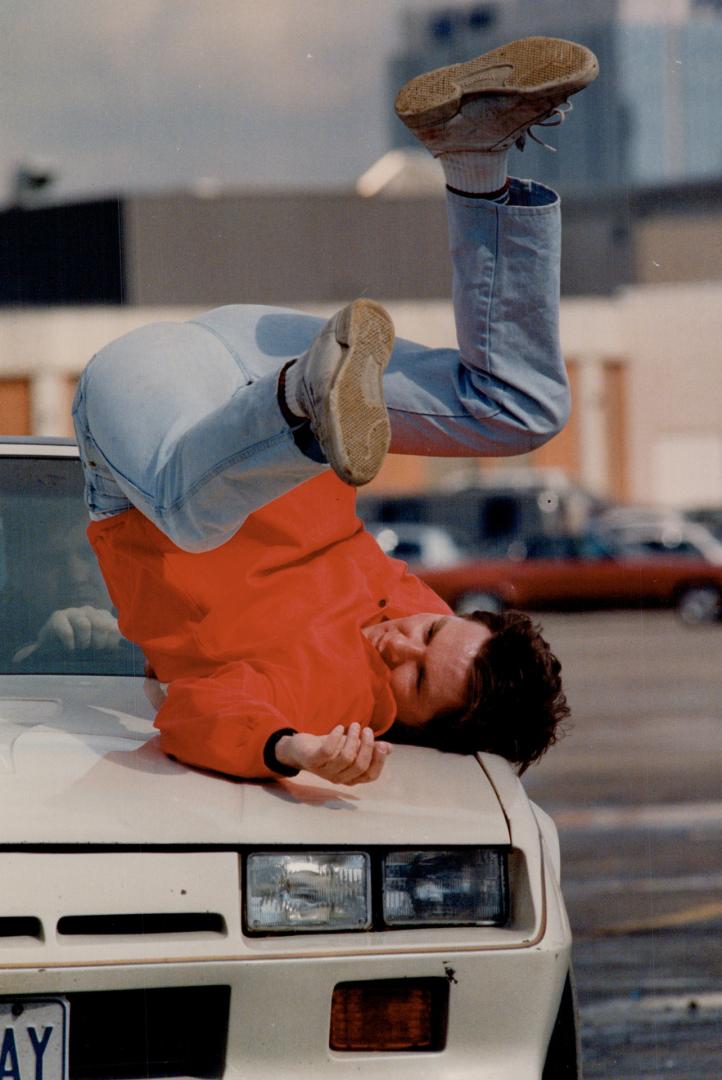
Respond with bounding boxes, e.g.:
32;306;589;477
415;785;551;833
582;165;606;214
153;661;296;781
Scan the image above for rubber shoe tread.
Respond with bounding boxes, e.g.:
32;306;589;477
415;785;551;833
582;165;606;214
309;300;393;487
395;36;599;147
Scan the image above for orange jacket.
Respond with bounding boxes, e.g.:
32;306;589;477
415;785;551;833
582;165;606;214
89;472;450;779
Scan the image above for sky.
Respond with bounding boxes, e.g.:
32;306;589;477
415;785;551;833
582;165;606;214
0;0;705;207
0;0;481;205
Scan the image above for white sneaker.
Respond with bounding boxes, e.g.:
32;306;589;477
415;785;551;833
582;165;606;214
394;36;599;156
291;299;394;487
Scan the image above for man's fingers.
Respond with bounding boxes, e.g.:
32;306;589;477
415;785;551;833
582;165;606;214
332;728;391;784
335;725;374;780
312;723;359;772
11;606;122;664
334;722;363;770
345;741;391;785
295;727;391;785
315;725;346;761
325;723;369;779
11;642;38;664
39;611;76;651
91;619;121;652
91;611;122;651
71;611;93;650
39;606;120;652
367;742;392;780
355;726;376;772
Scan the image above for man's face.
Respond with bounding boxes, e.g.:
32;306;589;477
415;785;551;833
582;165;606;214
362;613;491;727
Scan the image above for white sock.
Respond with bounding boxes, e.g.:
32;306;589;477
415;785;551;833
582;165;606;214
439;150;509;194
282;359;308;419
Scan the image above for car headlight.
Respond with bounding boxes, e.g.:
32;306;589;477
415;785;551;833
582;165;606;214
382;849;508;927
244;849;508;933
245;852;371;932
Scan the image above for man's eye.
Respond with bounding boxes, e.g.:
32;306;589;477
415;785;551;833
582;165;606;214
425;622;438;644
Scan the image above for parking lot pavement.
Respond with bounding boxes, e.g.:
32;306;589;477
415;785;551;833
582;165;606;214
578;972;722;1079
520;611;722;1079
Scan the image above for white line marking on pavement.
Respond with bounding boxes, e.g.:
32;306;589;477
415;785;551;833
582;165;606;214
593;899;722;935
582;991;722;1023
564;871;722;898
578;989;720;1023
635;992;722;1012
552;801;722;832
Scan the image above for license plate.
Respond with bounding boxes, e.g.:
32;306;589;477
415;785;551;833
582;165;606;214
0;998;68;1080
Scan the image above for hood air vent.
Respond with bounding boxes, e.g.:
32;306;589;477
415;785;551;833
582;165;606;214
57;913;226;937
0;916;43;941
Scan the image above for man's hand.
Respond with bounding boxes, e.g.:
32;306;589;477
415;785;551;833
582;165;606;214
12;606;121;663
274;723;391;785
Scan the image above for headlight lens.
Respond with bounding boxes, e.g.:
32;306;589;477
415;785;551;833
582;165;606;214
382;849;507;927
245;852;371;932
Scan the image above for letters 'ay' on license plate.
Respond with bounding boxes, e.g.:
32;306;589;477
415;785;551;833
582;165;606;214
0;998;68;1080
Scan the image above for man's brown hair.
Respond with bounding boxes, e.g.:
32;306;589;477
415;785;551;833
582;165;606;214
409;609;570;774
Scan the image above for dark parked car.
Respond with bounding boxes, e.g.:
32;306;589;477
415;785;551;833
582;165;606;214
685;506;722;543
416;533;722;623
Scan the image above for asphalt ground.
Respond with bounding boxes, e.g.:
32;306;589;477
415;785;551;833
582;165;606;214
521;610;722;1080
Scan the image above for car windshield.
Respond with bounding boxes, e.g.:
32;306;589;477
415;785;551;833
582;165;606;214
0;453;144;676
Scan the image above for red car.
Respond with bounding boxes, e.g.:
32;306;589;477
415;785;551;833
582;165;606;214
415;533;722;624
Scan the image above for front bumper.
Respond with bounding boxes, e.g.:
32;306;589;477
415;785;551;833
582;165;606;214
4;919;569;1080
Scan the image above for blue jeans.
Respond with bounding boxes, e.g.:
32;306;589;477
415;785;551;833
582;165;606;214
73;180;567;553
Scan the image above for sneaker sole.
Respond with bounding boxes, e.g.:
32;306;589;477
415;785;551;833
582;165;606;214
324;300;393;487
395;36;599;131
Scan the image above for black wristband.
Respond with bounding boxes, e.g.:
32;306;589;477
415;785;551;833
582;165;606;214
263;728;301;777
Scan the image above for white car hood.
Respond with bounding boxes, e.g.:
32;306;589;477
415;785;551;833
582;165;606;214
0;676;510;847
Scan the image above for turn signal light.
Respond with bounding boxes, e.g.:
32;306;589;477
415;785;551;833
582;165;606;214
329;978;448;1052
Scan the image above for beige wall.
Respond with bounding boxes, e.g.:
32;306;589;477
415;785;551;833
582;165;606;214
620;283;722;508
635;215;722;285
559;282;722;507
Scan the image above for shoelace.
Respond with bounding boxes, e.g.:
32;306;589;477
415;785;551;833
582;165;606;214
516;100;573;153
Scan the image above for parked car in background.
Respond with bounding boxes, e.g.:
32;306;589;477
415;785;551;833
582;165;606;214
416;532;722;623
684;506;722;544
367;522;466;568
593;506;722;566
0;439;579;1080
358;467;598;557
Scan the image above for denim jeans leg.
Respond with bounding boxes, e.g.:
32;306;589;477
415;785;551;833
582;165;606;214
384;179;568;457
72;318;327;552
